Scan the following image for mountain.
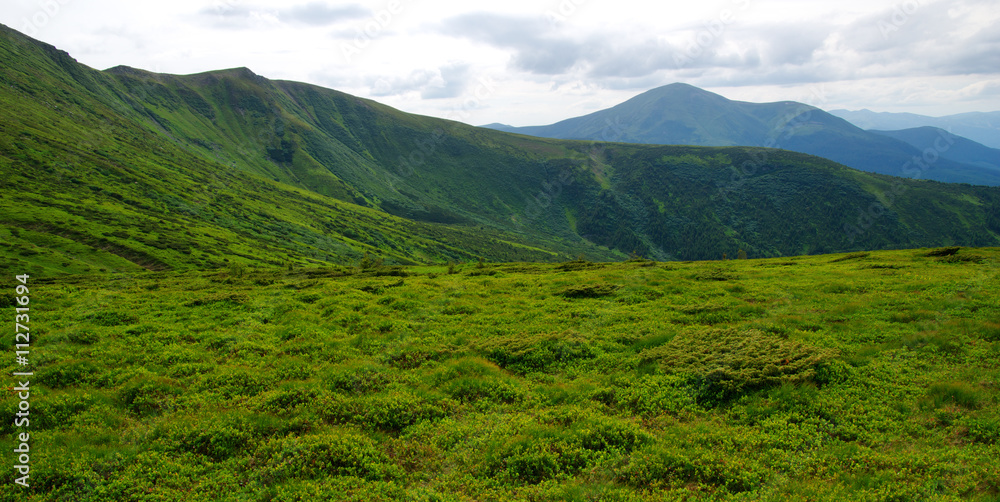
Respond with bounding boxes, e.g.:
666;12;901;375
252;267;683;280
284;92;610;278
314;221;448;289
486;84;1000;186
870;127;1000;173
830;109;1000;149
3;24;1000;275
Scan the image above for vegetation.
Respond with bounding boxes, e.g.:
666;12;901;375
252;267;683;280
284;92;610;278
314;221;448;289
1;247;999;500
2;24;1000;500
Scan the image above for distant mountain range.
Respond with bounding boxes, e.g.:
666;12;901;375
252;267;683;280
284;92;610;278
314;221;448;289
2;23;1000;272
484;84;1000;186
830;109;1000;149
870;127;1000;173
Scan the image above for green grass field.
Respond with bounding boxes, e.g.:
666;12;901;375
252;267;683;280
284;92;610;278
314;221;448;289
2;247;998;501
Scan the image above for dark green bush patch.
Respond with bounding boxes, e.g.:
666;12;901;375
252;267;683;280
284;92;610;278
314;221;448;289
639;328;837;404
962;415;1000;444
691;268;737;281
87;310;139;326
327;391;449;432
0;293;18;308
117;374;183;416
194;367;274;398
558;283;621;298
829;252;870;262
37;359;104;388
477;330;598;373
252;430;403;484
924;247;961;257
66;330;100;344
485;415;651;484
325;364;402;394
150;412;293;460
617;444;768;493
922;381;984;410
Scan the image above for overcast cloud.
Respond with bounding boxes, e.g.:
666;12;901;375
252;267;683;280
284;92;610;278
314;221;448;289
2;0;998;126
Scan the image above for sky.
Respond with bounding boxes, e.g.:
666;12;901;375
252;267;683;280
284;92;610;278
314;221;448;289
3;0;999;127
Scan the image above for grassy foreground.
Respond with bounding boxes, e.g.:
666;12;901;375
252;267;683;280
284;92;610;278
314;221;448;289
2;247;999;501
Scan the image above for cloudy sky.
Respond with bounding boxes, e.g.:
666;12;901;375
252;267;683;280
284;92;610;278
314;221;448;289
3;0;999;126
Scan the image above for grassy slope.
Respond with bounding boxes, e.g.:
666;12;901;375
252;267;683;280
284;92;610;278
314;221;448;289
1;248;998;500
0;26;620;276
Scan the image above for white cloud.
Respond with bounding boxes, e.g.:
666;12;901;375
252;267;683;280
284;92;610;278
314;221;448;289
0;0;997;125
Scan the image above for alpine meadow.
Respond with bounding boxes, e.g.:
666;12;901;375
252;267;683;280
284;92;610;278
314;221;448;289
1;18;999;502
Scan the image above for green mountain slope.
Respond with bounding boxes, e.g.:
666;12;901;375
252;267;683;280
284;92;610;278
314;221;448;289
490;84;1000;186
3;24;1000;273
0;26;614;275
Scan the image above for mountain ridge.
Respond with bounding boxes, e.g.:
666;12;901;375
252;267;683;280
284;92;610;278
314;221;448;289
830;108;1000;149
485;84;1000;186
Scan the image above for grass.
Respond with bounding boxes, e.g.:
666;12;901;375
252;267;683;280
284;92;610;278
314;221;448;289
1;247;998;500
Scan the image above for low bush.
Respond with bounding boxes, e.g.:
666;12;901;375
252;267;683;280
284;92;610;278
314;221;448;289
252;430;403;485
639;328;837;405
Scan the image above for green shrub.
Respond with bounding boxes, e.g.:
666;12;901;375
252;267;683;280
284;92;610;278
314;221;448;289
691;269;737;281
33;391;105;430
601;375;698;417
252;430;403;484
924;247;960;257
442;376;525;404
252;384;323;413
639;328;837;405
325;364;399;394
151;412;291;460
485;414;651;484
618;444;767;493
922;381;984;410
38;359;103;388
195;367;273;398
963;415;1000;444
558;283;621;298
477;330;597;373
87;310;139;326
66;330;100;345
829;252;870;262
981;322;1000;341
118;375;183;416
0;293;16;308
430;357;525;404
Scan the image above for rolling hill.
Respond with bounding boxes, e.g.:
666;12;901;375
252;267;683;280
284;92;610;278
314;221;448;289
486;83;1000;186
2;24;1000;275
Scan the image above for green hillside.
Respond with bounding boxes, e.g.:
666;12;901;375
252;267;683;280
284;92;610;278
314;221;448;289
1;248;998;500
3;24;1000;273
